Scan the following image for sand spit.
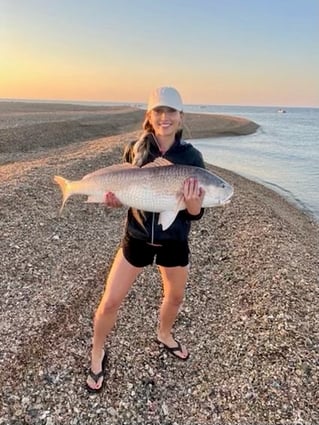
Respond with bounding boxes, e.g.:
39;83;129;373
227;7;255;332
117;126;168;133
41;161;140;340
0;103;258;161
0;105;318;424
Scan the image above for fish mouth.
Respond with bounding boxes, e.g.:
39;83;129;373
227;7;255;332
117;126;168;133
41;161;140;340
226;188;234;201
222;185;234;204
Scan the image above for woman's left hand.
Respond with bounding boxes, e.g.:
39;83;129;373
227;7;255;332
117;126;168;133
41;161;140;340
183;178;205;215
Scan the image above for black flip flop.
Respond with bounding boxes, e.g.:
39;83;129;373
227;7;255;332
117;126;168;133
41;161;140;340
86;350;108;393
155;338;190;361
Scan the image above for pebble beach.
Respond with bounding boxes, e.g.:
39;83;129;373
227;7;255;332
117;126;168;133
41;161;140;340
0;103;318;425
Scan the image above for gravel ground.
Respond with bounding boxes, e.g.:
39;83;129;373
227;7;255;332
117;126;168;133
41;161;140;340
0;105;318;424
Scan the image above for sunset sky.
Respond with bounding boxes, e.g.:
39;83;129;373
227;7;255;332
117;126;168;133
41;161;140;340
1;0;318;107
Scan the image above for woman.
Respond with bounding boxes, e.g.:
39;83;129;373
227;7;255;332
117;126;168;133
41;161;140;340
86;86;205;393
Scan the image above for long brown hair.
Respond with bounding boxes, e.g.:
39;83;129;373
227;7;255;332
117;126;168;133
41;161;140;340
130;116;154;166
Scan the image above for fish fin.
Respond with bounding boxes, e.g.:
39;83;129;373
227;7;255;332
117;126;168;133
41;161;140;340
54;176;71;215
159;193;185;231
142;158;173;168
158;211;179;231
131;208;146;230
83;163;137;180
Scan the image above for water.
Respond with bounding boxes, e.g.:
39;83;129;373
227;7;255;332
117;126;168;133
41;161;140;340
184;105;319;222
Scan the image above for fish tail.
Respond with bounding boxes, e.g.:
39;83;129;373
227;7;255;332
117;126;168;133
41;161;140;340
54;175;71;214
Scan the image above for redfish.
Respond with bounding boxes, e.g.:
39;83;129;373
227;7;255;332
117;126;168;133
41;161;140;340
54;158;233;230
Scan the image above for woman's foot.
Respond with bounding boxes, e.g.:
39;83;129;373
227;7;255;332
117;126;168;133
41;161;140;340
156;333;189;360
86;349;107;393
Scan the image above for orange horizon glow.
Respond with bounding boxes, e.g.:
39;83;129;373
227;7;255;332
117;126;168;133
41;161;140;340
1;55;318;107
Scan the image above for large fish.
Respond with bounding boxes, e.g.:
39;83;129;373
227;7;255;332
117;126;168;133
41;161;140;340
54;158;233;230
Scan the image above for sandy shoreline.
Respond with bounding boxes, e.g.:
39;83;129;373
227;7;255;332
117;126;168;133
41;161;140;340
0;106;318;424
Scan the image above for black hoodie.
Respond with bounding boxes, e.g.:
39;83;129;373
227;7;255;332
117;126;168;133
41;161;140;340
123;132;205;244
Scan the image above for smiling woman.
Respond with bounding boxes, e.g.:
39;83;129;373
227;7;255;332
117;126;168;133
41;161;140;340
132;87;185;161
86;86;208;393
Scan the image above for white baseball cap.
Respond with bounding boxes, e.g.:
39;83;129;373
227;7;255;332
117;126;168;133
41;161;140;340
147;86;183;112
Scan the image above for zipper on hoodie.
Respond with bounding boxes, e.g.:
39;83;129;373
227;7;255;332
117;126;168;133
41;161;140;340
149;133;164;245
151;213;156;244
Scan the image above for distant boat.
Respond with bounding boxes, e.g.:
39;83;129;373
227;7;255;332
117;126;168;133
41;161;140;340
277;109;287;113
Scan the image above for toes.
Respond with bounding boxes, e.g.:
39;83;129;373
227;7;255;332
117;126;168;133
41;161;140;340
86;376;103;391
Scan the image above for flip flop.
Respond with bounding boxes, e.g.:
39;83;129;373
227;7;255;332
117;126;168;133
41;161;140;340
155;338;190;361
86;350;108;393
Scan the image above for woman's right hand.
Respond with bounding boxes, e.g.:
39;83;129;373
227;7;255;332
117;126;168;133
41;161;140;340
104;192;123;208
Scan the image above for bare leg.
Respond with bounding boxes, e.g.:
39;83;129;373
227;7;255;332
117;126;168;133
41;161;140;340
157;265;189;359
87;248;142;390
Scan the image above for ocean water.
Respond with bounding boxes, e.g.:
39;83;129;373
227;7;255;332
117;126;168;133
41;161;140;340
185;105;319;222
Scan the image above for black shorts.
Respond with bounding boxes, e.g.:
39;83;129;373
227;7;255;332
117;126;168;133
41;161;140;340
121;235;189;268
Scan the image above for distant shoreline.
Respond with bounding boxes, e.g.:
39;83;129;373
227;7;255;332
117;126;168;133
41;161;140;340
1;98;318;110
